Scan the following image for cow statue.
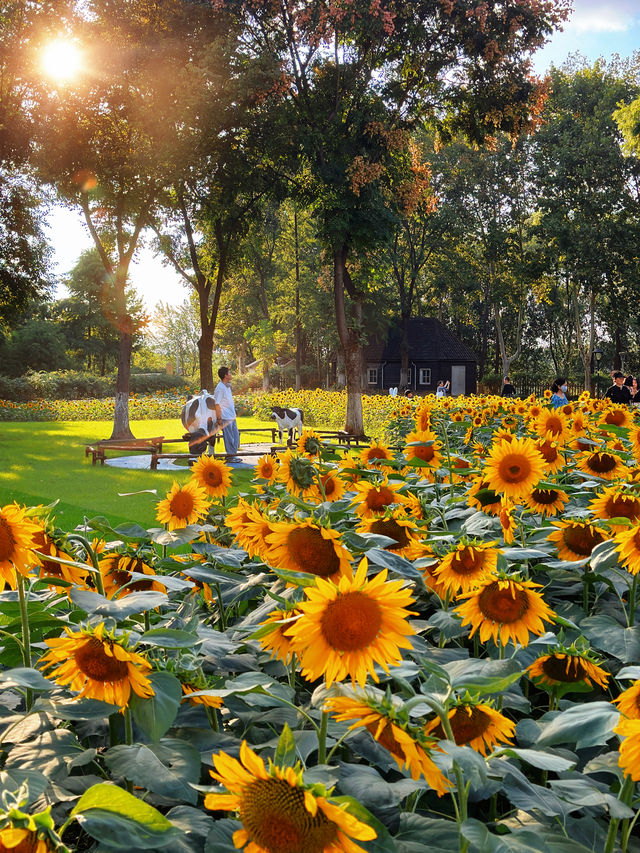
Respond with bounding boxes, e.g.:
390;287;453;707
271;406;303;446
181;390;219;455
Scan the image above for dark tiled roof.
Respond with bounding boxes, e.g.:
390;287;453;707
364;317;477;362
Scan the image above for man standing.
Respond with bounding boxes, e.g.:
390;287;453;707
501;376;517;398
214;366;241;463
604;371;631;404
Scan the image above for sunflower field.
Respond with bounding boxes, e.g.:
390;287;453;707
4;392;640;852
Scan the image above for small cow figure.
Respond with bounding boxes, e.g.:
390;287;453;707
271;406;304;446
181;390;218;455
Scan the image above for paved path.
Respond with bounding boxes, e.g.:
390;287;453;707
104;444;268;471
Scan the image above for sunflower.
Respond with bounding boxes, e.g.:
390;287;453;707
265;519;352;580
98;554;166;599
615;718;640;781
204;741;376;853
601;406;632;429
613;524;640;575
324;693;451;794
0;503;40;588
433;540;500;595
577;448;624;481
499;498;516;545
359;439;394;468
31;528;89;591
589;487;640;531
315;469;347;503
0;826;56;853
614;681;640;718
357;511;423;559
258;608;300;664
526;650;609;690
286;559;416;687
547;519;608;561
524;487;569;517
403;430;442;473
454;576;555;647
483;437;545;501
414;405;432;432
189;454;232;499
278;450;319;499
535;439;566;474
254;454;280;484
241;505;276;560
156;480;210;530
404;493;428;521
38;622;153;708
424;700;515;755
466;478;502;516
225;499;257;551
297;429;325;458
570;412;589;437
0;803;67;853
336;451;364;487
629;427;640;461
350;478;407;518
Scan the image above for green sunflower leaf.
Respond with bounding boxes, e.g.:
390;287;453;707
71;782;181;849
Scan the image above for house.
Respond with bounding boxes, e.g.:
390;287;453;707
363;317;477;396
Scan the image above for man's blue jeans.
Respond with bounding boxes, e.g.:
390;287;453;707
222;419;240;458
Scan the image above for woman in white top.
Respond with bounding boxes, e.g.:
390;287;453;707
435;380;450;398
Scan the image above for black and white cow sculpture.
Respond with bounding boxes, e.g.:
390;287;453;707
181;390;218;455
271;406;303;446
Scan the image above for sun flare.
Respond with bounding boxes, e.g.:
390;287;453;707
41;39;83;83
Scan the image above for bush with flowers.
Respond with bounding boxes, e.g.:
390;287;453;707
4;391;640;850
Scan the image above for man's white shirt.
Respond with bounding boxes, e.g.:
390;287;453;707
213;381;236;421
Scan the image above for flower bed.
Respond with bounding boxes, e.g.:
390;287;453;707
2;392;640;851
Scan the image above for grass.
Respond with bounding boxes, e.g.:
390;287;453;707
0;417;272;530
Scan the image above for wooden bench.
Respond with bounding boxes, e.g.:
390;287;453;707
85;436;165;466
316;431;371;447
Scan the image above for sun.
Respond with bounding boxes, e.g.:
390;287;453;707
41;39;83;83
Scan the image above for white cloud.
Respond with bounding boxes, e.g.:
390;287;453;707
566;1;637;33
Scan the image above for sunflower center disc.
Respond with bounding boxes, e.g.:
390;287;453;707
531;489;558;505
366;487;394;511
321;591;382;651
240;778;336;853
478;583;528;623
415;445;435;462
607;498;640;520
0;518;16;562
541;655;587;683
365;719;404;760
449;706;491;745
369;520;411;549
287;528;339;577
75;637;129;682
169;492;195;519
452;548;483;575
563;525;604;556
499;455;531;483
589;453;617;473
204;468;223;486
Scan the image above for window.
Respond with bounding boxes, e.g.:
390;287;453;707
367;367;378;385
419;368;432;385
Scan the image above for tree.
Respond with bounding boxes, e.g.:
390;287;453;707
219;0;569;432
33;0;225;437
533;59;640;390
53;249;144;374
147;298;200;380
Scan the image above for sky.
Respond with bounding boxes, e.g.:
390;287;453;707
48;0;640;312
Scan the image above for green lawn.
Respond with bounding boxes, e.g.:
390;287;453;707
0;418;270;530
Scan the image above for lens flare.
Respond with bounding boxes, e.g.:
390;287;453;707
41;39;83;83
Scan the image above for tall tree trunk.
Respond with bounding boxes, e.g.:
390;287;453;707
399;313;410;388
294;206;302;392
334;246;363;435
111;327;134;439
572;285;595;393
198;325;214;392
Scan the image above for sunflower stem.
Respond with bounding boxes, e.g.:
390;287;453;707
16;573;33;711
288;653;297;692
66;532;105;596
123;707;134;793
214;582;226;631
205;704;220;733
629;574;639;626
144;610;151;633
317;710;329;765
439;420;455;502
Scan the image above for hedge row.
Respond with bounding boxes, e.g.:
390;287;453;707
0;370;187;401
